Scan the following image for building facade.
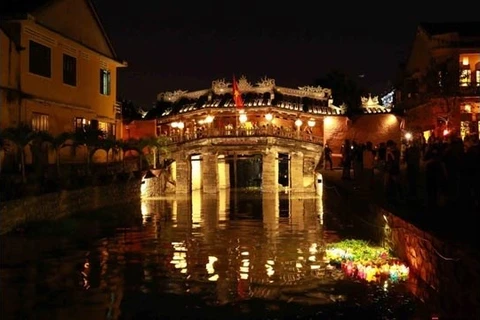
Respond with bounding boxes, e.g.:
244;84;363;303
144;76;401;194
398;22;480;140
0;0;126;137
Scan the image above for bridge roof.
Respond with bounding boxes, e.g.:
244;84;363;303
147;76;347;119
147;77;396;120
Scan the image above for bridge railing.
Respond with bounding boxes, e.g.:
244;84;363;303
162;127;324;145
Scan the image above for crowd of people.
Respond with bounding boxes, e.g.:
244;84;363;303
327;133;480;215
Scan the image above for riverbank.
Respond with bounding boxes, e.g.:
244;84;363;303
321;169;480;319
0;177;143;235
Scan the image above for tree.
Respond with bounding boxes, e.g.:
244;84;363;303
2;124;37;183
315;70;366;113
121;99;144;122
422;57;465;127
38;131;73;177
73;125;105;174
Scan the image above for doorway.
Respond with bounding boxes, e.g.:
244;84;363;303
278;153;290;187
227;153;262;188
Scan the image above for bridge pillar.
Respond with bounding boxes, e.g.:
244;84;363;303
218;155;230;189
262;149;278;192
175;153;191;194
202;153;218;193
290;151;304;193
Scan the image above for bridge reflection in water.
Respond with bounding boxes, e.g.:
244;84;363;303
0;190;430;319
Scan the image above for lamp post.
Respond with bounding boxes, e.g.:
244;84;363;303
295;119;302;139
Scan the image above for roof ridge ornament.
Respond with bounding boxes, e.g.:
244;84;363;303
297;85;331;98
237;75;252;92
159;90;188;102
256;76;275;89
212;78;231;94
361;94;381;108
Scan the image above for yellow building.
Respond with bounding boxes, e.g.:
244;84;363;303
0;0;126;137
398;22;480;139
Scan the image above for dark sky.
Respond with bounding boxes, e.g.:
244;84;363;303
93;1;480;108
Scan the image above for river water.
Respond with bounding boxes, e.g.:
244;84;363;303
0;188;433;319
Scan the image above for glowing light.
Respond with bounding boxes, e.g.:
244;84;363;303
240;258;249;279
295;119;303;127
307;119;316;127
141;201;148;224
324;116;333;126
239;113;247;123
206;256;218;275
462;56;469;66
404;132;412;140
170;121;184;128
208;274;219;281
265;113;273;121
205;115;214;123
171;242;188;274
443;129;449;136
265;262;275;277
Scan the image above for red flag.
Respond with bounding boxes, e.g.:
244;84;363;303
232;75;244;110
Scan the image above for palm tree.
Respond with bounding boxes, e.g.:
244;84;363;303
2;123;37;183
38;131;72;177
73;125;105;175
137;136;170;169
98;137;116;164
116;139;138;171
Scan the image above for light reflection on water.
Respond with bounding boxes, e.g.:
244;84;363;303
0;189;428;319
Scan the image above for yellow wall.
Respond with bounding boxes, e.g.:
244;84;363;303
0;29;21;129
0;0;124;136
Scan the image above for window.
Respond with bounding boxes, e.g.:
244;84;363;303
100;69;111;95
476;70;480;86
29;40;51;78
74;117;87;131
32;113;49;131
99;121;115;137
460;69;471;86
63;54;77;86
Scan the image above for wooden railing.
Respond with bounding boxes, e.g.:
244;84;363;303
162;127;324;145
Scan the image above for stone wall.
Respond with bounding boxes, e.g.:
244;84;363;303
141;175;175;197
375;206;480;318
0;179;142;235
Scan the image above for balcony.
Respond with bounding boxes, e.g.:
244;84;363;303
162;127;323;146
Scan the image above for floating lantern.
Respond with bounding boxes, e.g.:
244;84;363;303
325;240;410;283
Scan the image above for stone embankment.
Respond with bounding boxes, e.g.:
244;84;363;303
0;178;144;235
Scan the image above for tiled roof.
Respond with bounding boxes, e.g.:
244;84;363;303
146;90;343;119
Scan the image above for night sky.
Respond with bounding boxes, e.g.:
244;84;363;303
93;1;480;108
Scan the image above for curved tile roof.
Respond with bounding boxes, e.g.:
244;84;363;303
147;77;347;119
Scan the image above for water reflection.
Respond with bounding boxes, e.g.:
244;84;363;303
0;189;427;319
